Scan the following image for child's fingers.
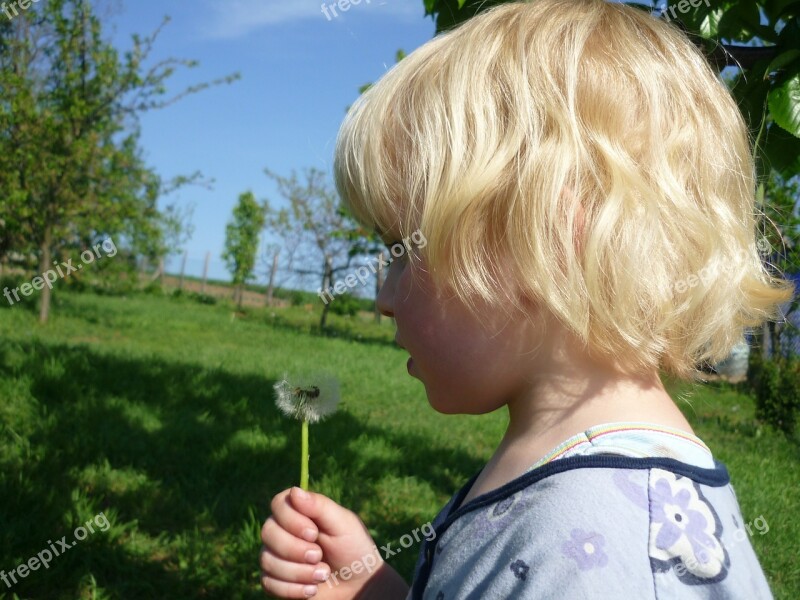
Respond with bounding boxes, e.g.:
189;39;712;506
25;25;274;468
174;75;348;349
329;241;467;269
261;516;323;564
259;573;320;599
270;489;321;543
287;487;360;537
259;546;331;585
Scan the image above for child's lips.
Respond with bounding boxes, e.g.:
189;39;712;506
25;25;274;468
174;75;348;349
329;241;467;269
395;338;414;373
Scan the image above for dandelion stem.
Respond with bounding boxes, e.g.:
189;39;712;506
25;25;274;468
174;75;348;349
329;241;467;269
300;419;309;490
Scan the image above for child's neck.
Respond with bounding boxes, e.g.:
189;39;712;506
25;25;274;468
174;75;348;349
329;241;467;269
460;368;692;507
505;368;692;451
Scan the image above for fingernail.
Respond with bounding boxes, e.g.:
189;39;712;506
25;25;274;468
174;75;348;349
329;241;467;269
304;585;317;597
313;569;328;582
294;487;310;500
302;528;317;542
305;549;322;563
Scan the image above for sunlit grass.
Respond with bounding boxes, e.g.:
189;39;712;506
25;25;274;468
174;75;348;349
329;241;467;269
0;290;796;598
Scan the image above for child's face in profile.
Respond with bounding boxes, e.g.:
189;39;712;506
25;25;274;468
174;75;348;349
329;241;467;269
377;251;542;415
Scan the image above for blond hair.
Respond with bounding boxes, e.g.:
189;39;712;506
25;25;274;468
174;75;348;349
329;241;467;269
333;0;795;381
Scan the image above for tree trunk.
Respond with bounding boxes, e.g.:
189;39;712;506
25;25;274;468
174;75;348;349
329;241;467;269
374;251;385;324
319;254;332;330
757;323;769;360
265;250;279;307
769;320;780;360
38;225;52;324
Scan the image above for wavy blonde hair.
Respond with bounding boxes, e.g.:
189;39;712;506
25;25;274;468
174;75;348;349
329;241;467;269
333;0;795;381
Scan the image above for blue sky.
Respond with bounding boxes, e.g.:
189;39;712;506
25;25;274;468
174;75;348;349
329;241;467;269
104;0;436;285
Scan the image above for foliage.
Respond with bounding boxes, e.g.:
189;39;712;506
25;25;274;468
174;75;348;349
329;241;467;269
222;191;266;306
142;281;165;296
0;0;238;323
289;290;311;307
748;350;800;434
190;291;218;306
172;288;218;305
262;167;372;328
421;1;800;181
328;291;363;317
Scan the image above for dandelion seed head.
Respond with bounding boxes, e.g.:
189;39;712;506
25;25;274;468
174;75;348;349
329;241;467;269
273;371;341;424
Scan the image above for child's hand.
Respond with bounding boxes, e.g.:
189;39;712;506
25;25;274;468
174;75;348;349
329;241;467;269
260;487;405;599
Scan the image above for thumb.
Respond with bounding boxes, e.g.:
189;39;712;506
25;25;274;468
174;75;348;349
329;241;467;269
289;487;359;537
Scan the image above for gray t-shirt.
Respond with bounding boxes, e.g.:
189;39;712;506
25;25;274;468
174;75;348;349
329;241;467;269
407;452;773;599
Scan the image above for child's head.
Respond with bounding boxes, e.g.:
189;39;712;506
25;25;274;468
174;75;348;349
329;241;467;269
334;0;795;382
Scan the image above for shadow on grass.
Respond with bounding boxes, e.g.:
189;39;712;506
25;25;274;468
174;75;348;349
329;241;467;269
0;339;482;599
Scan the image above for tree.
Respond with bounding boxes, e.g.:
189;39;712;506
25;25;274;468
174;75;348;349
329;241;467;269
422;0;800;181
262;168;377;329
222;191;266;308
0;0;239;323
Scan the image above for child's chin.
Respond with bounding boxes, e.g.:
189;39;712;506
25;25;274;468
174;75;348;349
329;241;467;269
426;393;498;416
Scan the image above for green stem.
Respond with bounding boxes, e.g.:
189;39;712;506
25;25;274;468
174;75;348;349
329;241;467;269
300;419;309;490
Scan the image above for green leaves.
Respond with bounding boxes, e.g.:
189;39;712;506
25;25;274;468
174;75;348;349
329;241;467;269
421;0;800;181
717;2;773;42
222;191;267;289
0;0;238;322
768;67;800;136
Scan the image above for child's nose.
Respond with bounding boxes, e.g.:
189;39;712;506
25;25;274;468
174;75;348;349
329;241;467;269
376;264;397;318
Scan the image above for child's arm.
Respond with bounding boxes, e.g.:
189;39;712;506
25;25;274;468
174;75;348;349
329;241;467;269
260;487;410;599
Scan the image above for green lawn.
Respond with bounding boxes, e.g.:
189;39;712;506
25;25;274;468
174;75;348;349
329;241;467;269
0;290;797;599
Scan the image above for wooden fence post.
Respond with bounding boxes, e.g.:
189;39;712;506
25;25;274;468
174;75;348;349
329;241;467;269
201;252;210;294
178;251;187;291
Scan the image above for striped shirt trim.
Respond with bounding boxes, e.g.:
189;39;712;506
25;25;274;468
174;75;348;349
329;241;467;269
531;421;713;469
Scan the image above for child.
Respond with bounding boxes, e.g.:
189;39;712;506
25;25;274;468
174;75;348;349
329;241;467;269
259;0;795;597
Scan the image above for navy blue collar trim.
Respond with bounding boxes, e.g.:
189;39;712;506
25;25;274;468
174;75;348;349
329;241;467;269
449;454;729;524
409;454;729;600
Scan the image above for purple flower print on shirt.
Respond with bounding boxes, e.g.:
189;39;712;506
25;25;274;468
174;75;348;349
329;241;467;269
561;528;608;570
651;478;713;553
648;470;728;583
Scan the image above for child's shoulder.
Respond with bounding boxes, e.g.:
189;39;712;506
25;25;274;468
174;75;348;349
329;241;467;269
410;457;773;599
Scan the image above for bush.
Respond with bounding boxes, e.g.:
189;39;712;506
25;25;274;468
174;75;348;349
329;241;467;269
90;277;137;296
170;288;217;305
288;290;307;307
190;292;217;305
142;281;164;296
328;292;361;317
748;352;800;435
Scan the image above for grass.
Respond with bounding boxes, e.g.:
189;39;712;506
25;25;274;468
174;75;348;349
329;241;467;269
0;289;797;599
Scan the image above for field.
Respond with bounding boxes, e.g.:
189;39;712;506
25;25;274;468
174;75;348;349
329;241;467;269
0;289;798;599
